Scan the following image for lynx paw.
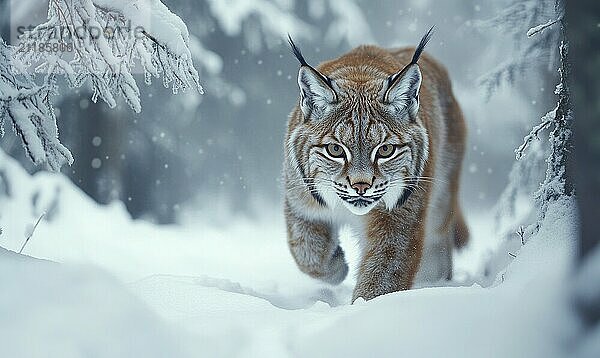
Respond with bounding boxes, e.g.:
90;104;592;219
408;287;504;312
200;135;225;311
322;246;348;285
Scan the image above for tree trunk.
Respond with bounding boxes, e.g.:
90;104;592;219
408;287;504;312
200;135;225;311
566;0;600;338
567;0;600;260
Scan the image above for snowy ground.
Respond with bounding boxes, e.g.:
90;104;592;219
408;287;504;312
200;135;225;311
0;151;581;357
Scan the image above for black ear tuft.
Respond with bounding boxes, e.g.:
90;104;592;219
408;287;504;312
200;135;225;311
288;34;308;67
410;26;435;65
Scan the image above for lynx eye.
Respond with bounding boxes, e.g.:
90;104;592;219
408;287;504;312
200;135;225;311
325;143;345;158
376;144;396;159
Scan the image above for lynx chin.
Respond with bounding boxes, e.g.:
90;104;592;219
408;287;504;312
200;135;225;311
283;27;469;302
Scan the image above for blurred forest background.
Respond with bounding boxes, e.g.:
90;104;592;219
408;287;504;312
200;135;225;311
0;0;557;224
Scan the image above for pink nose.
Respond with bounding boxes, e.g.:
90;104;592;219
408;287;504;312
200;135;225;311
351;182;372;195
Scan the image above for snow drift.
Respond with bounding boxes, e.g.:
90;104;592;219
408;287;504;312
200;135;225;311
0;151;582;357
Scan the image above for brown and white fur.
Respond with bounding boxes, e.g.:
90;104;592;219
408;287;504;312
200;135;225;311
283;28;469;302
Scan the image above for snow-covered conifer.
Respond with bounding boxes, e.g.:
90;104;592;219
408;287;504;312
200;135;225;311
491;0;573;237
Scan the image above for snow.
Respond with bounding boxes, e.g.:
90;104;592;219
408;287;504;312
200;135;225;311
92;0;192;60
0;248;201;358
0;151;582;357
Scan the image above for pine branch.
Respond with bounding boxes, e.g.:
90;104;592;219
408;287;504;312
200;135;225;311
0;39;73;170
1;0;202;171
515;108;555;160
527;15;562;37
476;0;559;97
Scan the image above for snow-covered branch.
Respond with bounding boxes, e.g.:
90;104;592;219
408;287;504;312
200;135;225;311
205;0;373;52
1;0;202;170
527;15;562;38
527;0;563;38
515;108;555;160
17;0;202;112
476;0;560;97
493;139;545;234
0;39;73;170
206;0;315;44
322;0;374;47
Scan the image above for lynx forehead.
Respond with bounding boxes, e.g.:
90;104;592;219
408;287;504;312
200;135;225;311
283;27;469;302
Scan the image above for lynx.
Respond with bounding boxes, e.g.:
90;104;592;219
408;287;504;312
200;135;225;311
283;28;469;302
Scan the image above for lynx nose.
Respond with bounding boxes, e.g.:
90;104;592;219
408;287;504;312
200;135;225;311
351;181;372;195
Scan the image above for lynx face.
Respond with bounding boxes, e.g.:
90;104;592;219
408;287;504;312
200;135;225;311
311;119;426;215
297;84;428;216
288;39;429;216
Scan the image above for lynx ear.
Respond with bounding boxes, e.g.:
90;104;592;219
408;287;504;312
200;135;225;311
381;26;434;120
297;67;337;118
381;64;422;119
288;35;337;119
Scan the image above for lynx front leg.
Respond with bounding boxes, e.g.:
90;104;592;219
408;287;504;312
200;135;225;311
285;209;348;285
352;210;424;302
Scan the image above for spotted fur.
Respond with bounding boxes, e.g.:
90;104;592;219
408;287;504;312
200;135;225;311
284;29;469;302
